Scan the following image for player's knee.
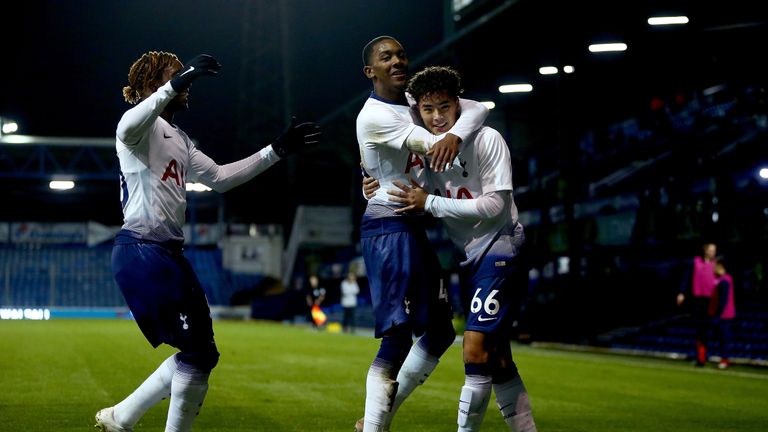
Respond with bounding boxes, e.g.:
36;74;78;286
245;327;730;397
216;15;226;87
463;345;490;364
462;332;489;364
177;347;220;372
378;325;413;364
421;322;456;357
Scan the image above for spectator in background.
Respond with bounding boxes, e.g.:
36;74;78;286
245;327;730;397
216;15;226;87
306;274;327;329
677;242;718;366
710;259;736;369
341;272;361;333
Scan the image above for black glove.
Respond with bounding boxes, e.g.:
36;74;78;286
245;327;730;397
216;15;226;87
272;116;322;158
170;54;222;92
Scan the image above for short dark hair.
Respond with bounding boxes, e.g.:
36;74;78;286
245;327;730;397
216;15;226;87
406;66;463;103
362;35;399;66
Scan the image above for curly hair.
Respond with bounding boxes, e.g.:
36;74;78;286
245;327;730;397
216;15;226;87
122;51;180;104
406;66;463;103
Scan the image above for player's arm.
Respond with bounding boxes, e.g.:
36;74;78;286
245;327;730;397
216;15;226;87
387;178;510;218
713;280;729;315
188;117;320;192
118;55;222;146
677;261;694;305
361;165;378;200
116;81;177;146
188;144;280;193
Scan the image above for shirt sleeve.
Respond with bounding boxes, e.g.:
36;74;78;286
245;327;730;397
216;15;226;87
450;98;490;142
116;81;177;146
425;190;509;219
359;103;417;151
187;144;281;193
476;129;513;193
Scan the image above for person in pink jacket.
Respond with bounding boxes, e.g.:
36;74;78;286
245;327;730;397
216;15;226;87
677;242;717;366
710;260;736;369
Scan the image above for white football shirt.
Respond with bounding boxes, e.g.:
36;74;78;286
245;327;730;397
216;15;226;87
426;126;522;266
116;81;280;242
356;93;489;219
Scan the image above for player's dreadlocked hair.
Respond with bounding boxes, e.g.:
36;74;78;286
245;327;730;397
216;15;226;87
122;51;180;104
406;66;463;103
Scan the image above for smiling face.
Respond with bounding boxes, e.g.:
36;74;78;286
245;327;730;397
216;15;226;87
363;38;409;101
418;90;460;135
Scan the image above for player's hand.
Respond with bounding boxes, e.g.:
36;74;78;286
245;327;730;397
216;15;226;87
273;116;322;158
362;169;380;200
388;178;428;214
676;293;685;306
170;54;222;92
427;133;460;172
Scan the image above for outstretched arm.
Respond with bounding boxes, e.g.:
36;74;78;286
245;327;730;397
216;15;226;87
188;145;281;193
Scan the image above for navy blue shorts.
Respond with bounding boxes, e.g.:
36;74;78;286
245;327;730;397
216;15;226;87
463;253;525;335
361;217;452;338
111;232;217;355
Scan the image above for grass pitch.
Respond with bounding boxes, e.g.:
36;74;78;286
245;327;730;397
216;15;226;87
1;319;767;431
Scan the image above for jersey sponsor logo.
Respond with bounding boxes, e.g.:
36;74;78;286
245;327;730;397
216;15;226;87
434;187;473;199
161;159;186;187
477;315;498;322
405;152;424;173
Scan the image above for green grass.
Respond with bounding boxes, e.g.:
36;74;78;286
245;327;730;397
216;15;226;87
1;319;767;431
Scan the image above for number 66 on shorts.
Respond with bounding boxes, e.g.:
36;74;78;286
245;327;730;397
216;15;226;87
464;276;512;333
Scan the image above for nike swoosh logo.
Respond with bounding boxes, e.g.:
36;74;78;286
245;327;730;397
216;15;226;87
180;66;194;77
477;316;498;322
163;133;172;139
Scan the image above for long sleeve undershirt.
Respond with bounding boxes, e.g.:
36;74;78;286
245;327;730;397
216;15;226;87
425;190;510;219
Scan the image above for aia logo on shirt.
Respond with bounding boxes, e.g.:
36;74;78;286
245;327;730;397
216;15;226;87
161;159;185;187
434;187;473;199
405;152;424;173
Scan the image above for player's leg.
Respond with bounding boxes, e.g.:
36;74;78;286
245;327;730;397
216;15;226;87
458;264;529;432
386;315;456;429
164;255;220;432
492;338;536;432
694;296;709;366
97;240;181;431
364;325;413;432
458;330;492;432
386;236;456;429
457;270;508;432
360;228;415;432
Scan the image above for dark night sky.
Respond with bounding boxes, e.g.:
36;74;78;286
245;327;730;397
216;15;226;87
1;0;445;148
2;0;767;226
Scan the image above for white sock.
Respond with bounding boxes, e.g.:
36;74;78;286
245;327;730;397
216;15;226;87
165;362;210;432
494;376;536;432
113;354;177;427
457;374;492;432
363;362;398;432
383;343;440;429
